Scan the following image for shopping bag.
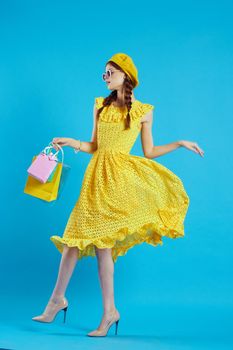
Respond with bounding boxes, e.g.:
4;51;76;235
27;143;62;183
24;143;64;202
43;145;58;183
57;163;71;199
47;161;58;182
37;163;71;205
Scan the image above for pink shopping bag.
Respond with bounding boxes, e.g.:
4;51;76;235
27;143;64;183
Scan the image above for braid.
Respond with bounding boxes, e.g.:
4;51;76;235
96;61;135;130
96;90;117;121
123;75;134;130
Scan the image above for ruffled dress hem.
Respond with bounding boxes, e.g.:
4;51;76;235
50;207;187;263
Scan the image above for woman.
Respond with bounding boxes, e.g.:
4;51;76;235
32;53;204;337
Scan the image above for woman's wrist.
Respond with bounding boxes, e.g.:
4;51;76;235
177;140;184;147
71;139;82;153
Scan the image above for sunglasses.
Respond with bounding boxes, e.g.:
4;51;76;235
102;69;121;81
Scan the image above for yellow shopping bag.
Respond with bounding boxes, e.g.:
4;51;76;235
24;156;63;202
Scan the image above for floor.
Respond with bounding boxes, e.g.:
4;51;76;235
0;295;232;350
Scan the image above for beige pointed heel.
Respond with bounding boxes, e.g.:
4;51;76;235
32;296;68;323
87;309;120;337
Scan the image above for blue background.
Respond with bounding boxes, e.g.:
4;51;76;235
1;0;232;349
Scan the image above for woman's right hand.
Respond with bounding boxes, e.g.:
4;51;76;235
52;137;74;150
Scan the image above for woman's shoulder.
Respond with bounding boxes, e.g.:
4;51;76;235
94;96;105;109
131;99;155;118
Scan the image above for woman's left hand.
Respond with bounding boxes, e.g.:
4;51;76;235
179;140;204;157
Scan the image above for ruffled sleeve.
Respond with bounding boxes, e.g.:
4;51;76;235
141;103;154;115
129;101;154;120
95;96;104;110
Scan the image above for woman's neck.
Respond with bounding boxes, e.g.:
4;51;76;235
115;90;136;106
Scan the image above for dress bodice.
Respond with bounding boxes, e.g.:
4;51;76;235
95;96;154;155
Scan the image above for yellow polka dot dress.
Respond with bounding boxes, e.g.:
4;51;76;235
50;97;190;263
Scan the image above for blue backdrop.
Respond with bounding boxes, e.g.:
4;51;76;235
1;0;232;349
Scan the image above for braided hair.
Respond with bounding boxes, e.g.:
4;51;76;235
96;61;134;130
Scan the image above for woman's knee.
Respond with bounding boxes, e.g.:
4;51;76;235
95;247;112;262
95;246;110;254
63;245;79;257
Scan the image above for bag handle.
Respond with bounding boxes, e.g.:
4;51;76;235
41;142;64;164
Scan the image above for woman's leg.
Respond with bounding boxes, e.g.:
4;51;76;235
32;245;79;321
94;247;120;329
49;245;79;302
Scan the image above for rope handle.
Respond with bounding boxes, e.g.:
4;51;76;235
41;142;64;164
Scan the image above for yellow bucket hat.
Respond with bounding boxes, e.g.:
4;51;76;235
107;52;139;88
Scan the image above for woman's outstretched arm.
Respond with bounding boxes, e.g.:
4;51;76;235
140;110;204;159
